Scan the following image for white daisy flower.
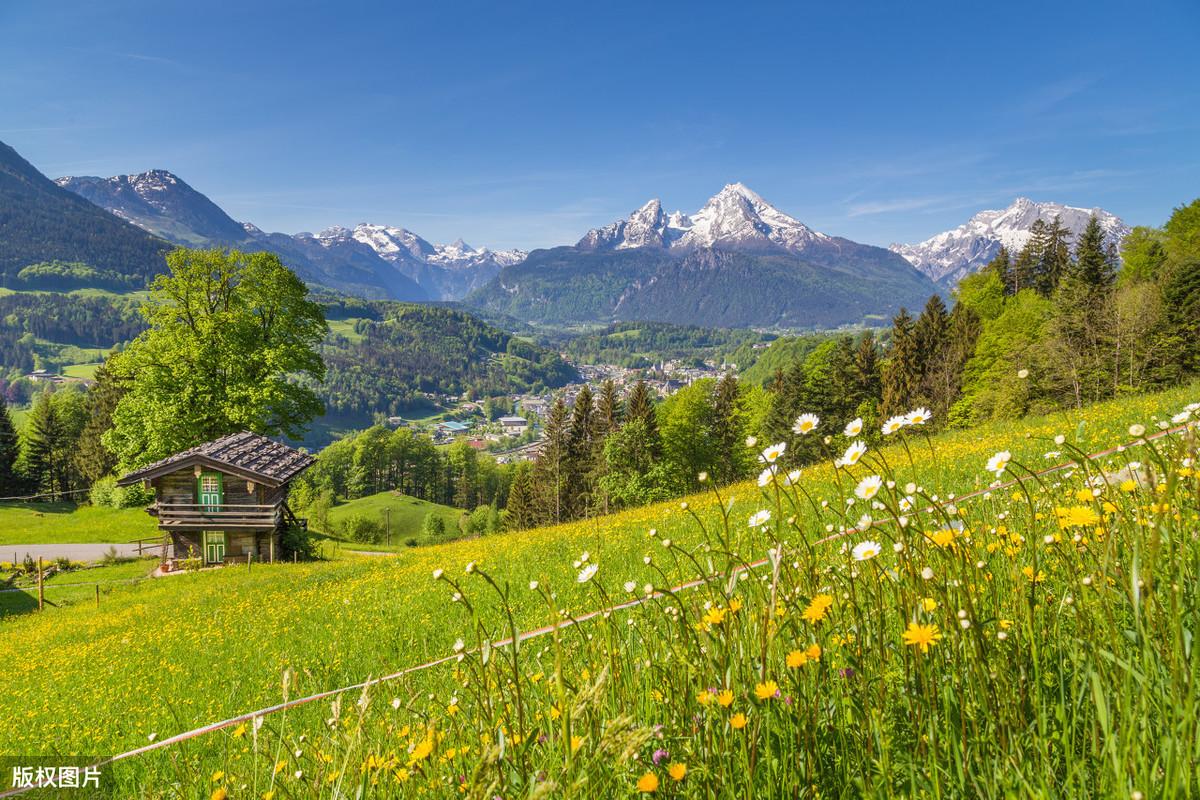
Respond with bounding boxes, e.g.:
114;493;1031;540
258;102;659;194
839;440;867;467
757;466;777;487
748;509;772;528
985;451;1011;475
852;540;882;561
881;415;907;435
577;563;599;583
792;413;820;435
904;407;931;426
854;474;883;500
785;468;803;485
844;417;863;436
760;442;787;463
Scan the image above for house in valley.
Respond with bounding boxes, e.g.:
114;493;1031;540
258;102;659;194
117;431;313;566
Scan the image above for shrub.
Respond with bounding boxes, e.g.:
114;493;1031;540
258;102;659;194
280;524;317;561
341;514;383;544
89;476;154;509
421;512;446;539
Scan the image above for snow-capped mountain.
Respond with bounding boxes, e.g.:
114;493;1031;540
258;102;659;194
317;223;526;298
471;182;937;329
890;198;1131;286
56;169;523;301
56;170;251;246
579;182;831;254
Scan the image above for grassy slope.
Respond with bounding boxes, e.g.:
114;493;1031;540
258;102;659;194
0;558;156;616
0;383;1193;761
0;502;156;545
320;490;465;550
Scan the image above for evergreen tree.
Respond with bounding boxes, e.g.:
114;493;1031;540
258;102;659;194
983;246;1013;294
1036;216;1073;294
74;359;125;487
709;372;749;484
624;381;661;458
922;303;981;418
22;391;77;499
1011;220;1046;294
565;385;594;518
880;308;920;417
913;294;950;386
853;331;881;401
0;394;19;494
504;462;535;531
1070;215;1117;289
532;398;571;525
589;379;622;515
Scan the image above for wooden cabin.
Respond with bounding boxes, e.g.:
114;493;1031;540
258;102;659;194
117;431;314;566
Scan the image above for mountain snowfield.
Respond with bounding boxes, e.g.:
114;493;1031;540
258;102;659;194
890;198;1131;286
578;182;832;253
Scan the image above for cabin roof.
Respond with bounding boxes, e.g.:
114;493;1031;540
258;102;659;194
116;431;314;488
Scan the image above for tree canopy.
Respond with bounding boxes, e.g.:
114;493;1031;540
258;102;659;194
105;248;327;468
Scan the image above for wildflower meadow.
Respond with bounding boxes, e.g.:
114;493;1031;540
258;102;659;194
2;384;1198;798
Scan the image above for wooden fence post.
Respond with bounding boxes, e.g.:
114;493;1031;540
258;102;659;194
37;557;44;611
247;552;253;572
95;584;100;608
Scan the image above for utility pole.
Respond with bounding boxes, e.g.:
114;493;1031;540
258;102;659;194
384;508;391;546
37;557;44;611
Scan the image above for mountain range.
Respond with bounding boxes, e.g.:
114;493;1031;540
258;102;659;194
467;183;939;328
55;170;523;301
890;198;1131;286
1;138;1134;329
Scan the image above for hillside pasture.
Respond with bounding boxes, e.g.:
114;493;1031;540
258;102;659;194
0;383;1195;796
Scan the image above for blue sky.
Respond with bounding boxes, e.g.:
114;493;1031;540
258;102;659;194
2;0;1197;250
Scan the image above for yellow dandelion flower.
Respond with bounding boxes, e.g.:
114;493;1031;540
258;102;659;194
928;528;956;547
716;689;734;708
697;690;714;706
802;594;834;624
755;680;779;700
1120;479;1137;493
729;597;744;613
1056;506;1100;528
901;621;942;653
571;735;583;752
703;607;727;626
786;650;807;668
232;723;247;739
637;772;659;792
922;597;938;613
730;712;748;729
211;789;228;800
668;762;687;781
805;643;821;661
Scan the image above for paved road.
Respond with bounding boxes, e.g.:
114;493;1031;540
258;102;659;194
2;542;148;563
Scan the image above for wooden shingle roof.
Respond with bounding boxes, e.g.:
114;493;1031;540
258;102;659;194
116;431;314;487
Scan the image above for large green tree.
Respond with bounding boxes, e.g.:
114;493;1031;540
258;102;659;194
105;248;327;468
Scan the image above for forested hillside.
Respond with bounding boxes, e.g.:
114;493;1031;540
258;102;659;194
317;300;577;416
0;141;168;284
560;321;771;368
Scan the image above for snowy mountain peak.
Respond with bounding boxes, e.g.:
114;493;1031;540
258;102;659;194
890;198;1131;285
577;183;828;254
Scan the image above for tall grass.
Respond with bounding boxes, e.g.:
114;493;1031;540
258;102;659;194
2;385;1197;797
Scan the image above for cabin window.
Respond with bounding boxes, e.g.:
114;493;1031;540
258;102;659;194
203;531;226;564
197;472;223;513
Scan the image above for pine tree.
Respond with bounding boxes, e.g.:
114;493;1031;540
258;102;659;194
565;385;594;519
913;294;950;384
0;394;19;495
1036;216;1073;294
881;308;920;417
22;391;70;499
589;380;622;515
532;398;571;525
983;246;1013;294
854;331;881;401
624;381;661;458
709;372;748;484
921;303;981;418
1011;220;1047;294
504;462;535;531
74;359;125;486
1070;215;1116;289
